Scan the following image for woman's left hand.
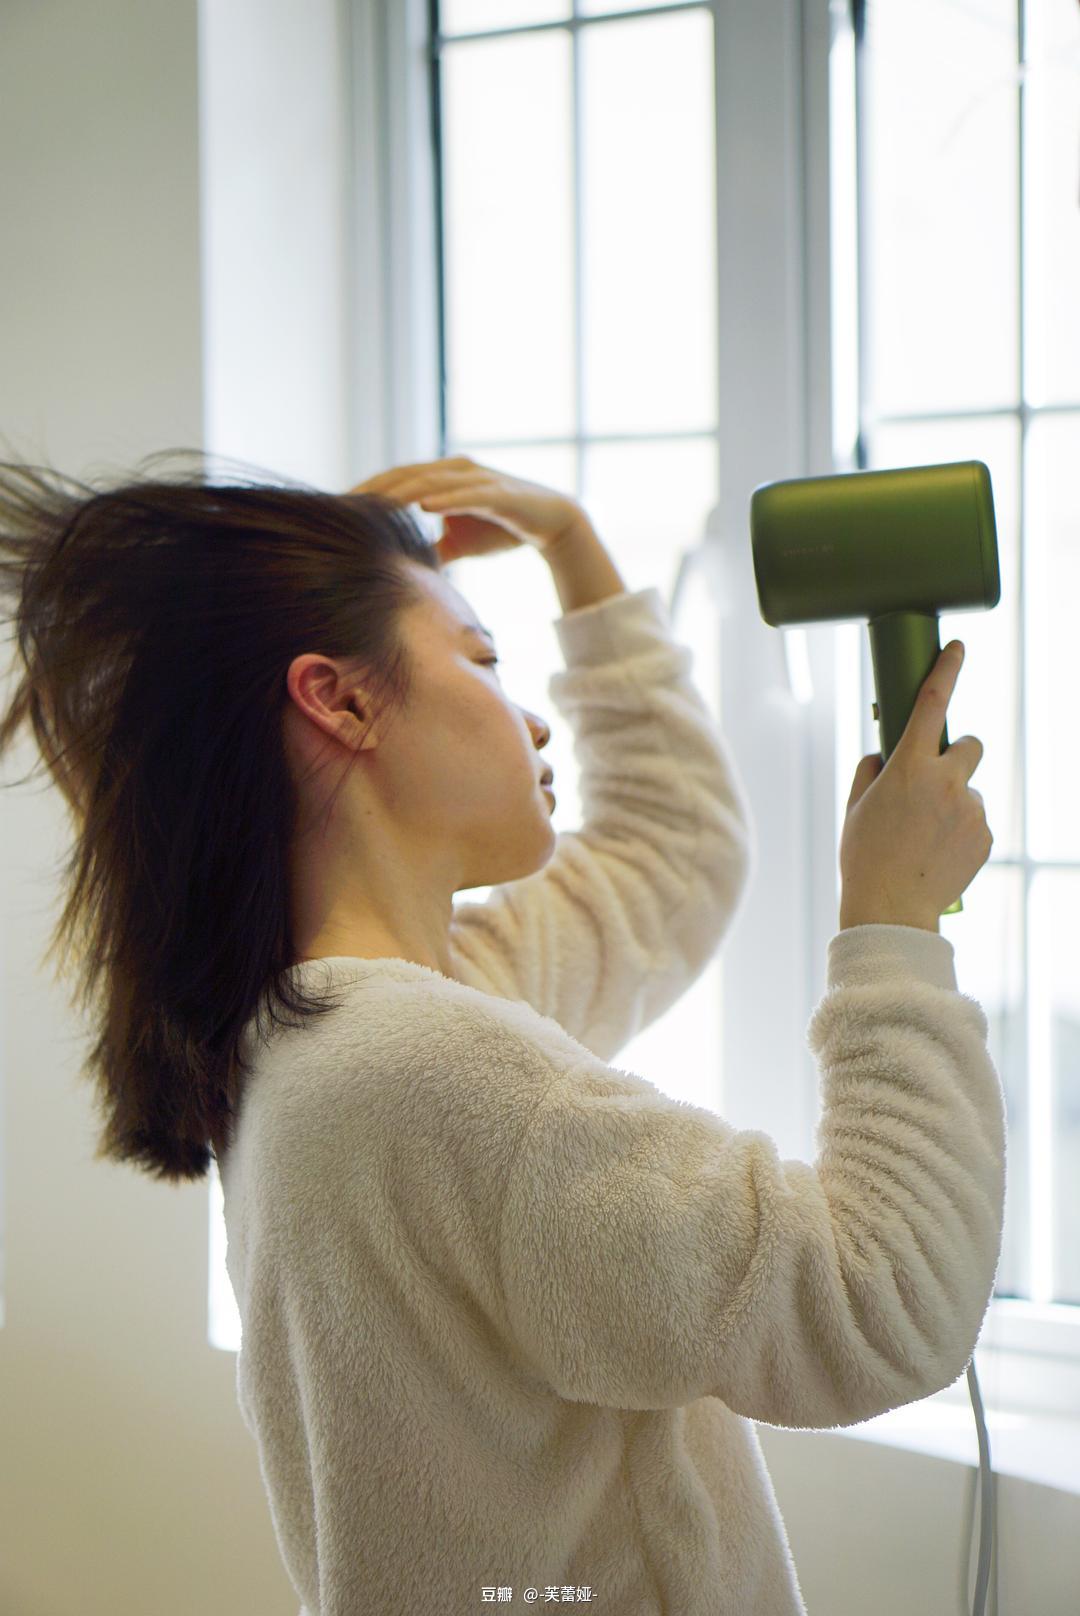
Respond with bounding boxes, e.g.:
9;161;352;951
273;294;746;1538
347;455;588;566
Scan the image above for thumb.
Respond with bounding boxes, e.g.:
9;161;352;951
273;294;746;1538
847;751;884;812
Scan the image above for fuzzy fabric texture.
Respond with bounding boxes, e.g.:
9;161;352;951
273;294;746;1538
219;586;1007;1615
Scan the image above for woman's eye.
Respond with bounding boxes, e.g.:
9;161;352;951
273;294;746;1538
480;657;500;669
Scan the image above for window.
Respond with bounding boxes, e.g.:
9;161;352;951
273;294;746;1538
848;0;1080;1411
432;0;728;1119
209;0;1080;1429
429;0;1080;1415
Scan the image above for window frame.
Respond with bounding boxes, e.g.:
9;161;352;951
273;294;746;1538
344;0;1080;1423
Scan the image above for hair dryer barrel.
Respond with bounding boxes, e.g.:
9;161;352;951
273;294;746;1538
750;460;999;628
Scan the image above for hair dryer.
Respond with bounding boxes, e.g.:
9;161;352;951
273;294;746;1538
749;460;1001;917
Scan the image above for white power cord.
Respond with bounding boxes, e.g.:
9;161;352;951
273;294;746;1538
965;1361;997;1616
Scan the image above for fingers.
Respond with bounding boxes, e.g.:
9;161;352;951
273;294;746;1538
348;456;474;495
901;640;965;757
945;733;984;782
846;751;883;811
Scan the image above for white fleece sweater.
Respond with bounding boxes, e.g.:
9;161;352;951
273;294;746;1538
218;585;1007;1616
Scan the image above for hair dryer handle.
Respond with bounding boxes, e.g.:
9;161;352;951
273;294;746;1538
867;610;963;918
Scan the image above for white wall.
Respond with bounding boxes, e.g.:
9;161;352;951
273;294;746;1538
199;0;352;488
0;0;1077;1612
0;1;346;1610
759;1423;1080;1614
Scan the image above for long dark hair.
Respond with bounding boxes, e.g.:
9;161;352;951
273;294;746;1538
0;447;440;1184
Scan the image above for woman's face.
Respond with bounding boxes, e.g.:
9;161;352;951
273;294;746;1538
284;562;556;894
380;563;556;881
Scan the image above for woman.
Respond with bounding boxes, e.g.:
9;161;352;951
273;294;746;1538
0;448;1005;1615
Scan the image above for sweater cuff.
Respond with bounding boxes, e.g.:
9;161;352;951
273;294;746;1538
551;586;670;668
825;923;959;994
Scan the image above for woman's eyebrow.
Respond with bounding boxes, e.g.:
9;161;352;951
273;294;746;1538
462;624;496;646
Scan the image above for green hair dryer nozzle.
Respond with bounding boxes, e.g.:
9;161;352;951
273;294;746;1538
749;460;1001;919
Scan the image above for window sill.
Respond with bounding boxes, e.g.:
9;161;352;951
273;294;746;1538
823;1396;1080;1498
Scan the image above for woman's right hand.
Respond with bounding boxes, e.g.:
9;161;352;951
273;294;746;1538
838;641;994;932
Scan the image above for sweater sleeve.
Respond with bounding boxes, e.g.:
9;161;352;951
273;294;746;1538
448;586;755;1063
497;923;1007;1430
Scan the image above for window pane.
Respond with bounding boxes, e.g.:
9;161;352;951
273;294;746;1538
1024;0;1080;407
947;864;1027;1299
441;32;576;444
1045;871;1080;1302
581;435;718;598
209;1163;241;1351
579;0;699;12
439;0;570;34
580;8;716;437
863;0;1019;416
868;416;1022;861
1025;412;1080;860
